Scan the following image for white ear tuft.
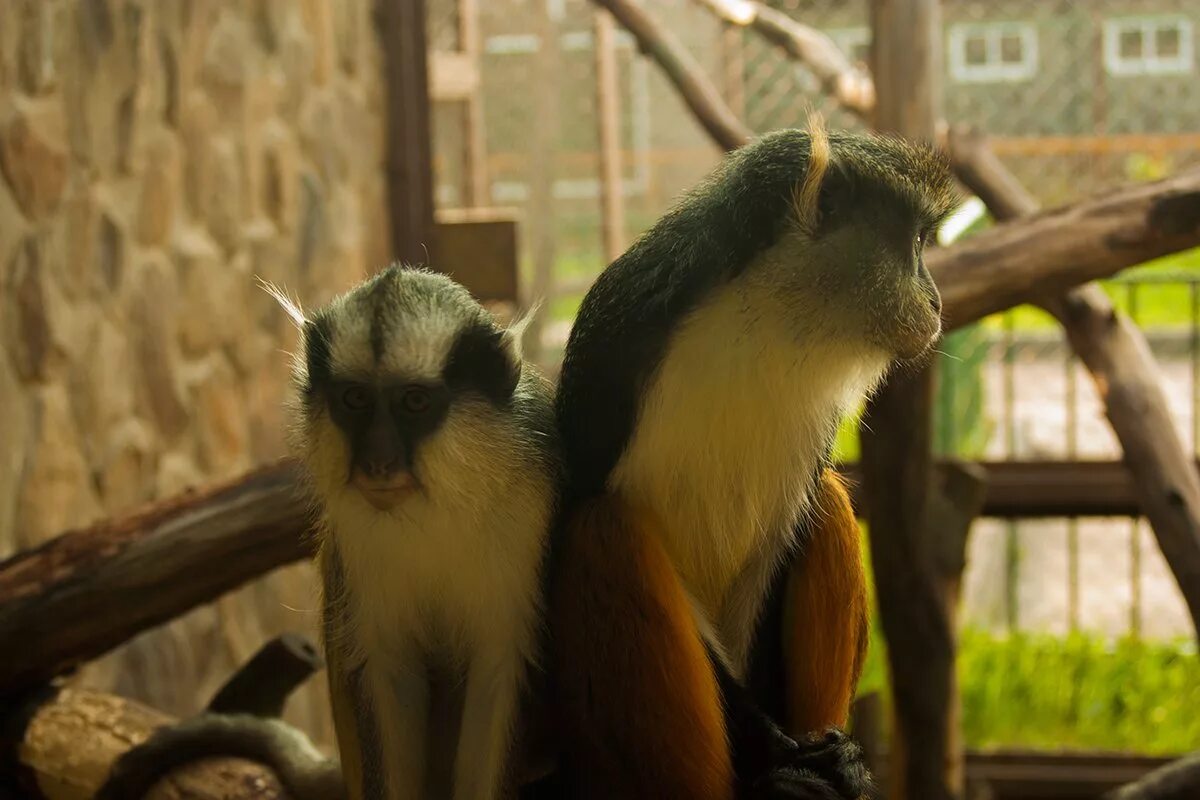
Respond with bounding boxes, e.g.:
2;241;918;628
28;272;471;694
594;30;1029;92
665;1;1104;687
257;277;307;329
502;301;542;362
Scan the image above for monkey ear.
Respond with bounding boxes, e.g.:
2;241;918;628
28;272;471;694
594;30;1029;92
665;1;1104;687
501;301;541;364
256;277;307;328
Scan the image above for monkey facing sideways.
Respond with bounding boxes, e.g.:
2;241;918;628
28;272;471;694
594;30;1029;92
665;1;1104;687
545;118;956;799
96;119;955;800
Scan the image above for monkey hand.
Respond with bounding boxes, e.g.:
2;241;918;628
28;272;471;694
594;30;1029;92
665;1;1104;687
749;727;871;800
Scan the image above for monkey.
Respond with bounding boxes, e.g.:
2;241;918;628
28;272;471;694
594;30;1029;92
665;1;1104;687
95;265;561;800
293;265;560;800
544;118;957;799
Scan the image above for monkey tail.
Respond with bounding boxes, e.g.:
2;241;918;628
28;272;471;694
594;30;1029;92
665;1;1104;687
94;713;345;800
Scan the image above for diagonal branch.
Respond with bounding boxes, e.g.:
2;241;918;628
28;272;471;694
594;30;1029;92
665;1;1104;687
696;0;874;116
591;0;751;150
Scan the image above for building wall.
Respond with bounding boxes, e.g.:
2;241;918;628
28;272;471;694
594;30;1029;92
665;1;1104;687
0;0;392;745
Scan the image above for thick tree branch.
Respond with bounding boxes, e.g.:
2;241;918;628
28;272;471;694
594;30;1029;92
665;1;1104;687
931;167;1200;332
0;461;312;698
2;687;300;800
946;126;1200;638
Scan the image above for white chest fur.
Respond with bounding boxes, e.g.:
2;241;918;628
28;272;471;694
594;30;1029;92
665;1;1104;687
610;275;887;670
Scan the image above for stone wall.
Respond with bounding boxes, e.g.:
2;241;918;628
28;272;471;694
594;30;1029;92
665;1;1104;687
0;0;392;746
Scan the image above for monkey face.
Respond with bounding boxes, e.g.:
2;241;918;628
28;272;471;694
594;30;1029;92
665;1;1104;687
291;266;524;515
783;173;949;363
322;380;451;509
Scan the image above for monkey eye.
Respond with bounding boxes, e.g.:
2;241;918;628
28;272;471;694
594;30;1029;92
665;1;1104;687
399;386;432;414
341;385;371;411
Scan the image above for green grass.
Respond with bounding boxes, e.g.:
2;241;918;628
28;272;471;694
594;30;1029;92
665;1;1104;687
854;618;1200;755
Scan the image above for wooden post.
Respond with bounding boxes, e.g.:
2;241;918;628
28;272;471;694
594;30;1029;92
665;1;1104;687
862;2;961;799
525;1;561;361
376;0;437;264
458;0;489;208
594;7;626;263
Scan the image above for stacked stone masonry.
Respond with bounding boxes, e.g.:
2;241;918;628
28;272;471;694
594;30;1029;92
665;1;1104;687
0;0;393;748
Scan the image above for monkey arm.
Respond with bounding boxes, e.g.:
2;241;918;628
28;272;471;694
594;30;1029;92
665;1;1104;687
784;470;869;733
744;469;872;799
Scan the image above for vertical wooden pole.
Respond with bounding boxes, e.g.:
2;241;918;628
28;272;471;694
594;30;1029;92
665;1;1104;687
376;0;437;265
862;2;961;799
721;23;746;120
594;8;626;263
459;0;489;208
526;0;560;361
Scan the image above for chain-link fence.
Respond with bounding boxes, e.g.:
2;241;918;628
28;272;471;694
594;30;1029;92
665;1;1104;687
425;0;1200;640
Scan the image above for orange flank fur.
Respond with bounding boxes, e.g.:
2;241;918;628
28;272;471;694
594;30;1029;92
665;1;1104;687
551;496;734;800
783;470;869;733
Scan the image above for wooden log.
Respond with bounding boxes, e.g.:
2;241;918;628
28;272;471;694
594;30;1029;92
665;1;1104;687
947;125;1200;639
376;0;436;265
931;167;1200;332
0;461;312;699
1;687;295;800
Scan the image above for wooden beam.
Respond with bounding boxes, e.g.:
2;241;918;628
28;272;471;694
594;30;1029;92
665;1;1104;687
947;125;1200;639
594;7;626;263
862;3;959;800
525;0;560;362
0;462;310;699
428;51;479;102
457;0;489;207
376;0;436;265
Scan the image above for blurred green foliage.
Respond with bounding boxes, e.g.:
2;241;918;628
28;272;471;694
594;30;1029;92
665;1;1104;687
957;629;1200;754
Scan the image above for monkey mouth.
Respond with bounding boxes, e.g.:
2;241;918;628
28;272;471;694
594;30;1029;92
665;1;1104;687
353;473;418;510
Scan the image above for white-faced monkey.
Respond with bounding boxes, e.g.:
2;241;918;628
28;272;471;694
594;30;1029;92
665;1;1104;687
296;266;560;800
544;121;957;799
96;267;561;800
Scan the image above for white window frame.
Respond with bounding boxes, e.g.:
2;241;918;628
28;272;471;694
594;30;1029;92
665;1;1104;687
948;21;1038;83
1103;16;1194;76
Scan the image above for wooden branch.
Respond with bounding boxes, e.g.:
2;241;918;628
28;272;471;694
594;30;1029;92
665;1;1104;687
696;0;874;116
0;461;313;699
947;125;1200;639
2;687;297;800
932;166;1200;332
1104;752;1200;800
590;0;751;151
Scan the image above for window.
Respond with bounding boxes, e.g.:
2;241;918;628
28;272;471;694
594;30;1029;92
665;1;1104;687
948;22;1038;83
828;27;870;67
1104;16;1193;76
